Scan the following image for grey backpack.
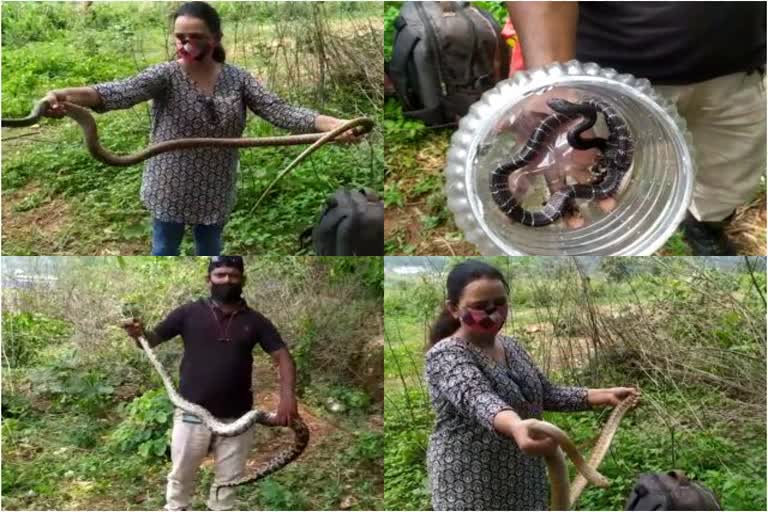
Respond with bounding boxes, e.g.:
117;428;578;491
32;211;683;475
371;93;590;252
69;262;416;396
388;1;509;126
625;471;721;510
301;188;384;256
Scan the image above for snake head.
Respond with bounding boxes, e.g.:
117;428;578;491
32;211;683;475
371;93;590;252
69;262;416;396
546;97;581;113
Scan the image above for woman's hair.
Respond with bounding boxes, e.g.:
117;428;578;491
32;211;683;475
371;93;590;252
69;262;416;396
427;260;509;349
173;1;226;63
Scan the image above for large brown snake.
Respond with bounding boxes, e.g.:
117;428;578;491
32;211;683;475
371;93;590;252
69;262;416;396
521;394;638;511
2;100;374;211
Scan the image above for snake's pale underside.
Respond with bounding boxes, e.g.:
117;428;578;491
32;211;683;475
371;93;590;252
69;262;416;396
523;394;639;510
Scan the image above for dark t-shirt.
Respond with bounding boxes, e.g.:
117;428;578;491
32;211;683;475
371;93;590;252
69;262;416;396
147;298;286;418
575;1;766;84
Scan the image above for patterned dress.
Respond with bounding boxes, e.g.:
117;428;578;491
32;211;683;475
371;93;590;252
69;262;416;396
425;335;591;511
91;61;318;225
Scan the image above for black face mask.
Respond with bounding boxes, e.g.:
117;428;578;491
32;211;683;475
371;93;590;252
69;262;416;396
211;283;242;304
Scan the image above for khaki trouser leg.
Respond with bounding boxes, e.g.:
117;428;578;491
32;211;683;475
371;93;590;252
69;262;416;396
165;410;213;511
656;72;767;222
205;425;254;511
164;410;253;511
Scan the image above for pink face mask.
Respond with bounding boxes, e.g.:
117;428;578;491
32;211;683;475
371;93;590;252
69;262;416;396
459;304;508;335
176;39;212;63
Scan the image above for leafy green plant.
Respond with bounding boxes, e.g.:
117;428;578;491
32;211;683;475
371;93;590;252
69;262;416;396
383;3;401;61
472;1;508;24
24;350;115;414
330;384;372;413
292;315;317;397
258;478;310;510
344;431;384;465
383;99;427;142
384;389;432;511
2;312;72;368
383;181;406;208
108;388;173;460
1;393;33;419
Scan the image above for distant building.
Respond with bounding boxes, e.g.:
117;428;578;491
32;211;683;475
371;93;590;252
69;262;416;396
2;269;58;289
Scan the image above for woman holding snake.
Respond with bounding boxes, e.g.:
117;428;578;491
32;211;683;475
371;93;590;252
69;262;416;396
41;1;361;256
425;260;639;510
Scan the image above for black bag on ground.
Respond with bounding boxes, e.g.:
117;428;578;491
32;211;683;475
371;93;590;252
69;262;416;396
625;471;721;510
301;188;384;256
387;1;509;126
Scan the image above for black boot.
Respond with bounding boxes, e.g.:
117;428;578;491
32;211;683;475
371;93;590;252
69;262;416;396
680;211;738;255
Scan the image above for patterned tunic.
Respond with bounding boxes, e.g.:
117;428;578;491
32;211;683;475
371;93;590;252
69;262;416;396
91;61;318;225
425;335;590;511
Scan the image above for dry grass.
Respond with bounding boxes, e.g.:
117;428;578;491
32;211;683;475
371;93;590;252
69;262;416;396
3;258;382;396
521;258;767;429
227;2;383;114
727;190;767;255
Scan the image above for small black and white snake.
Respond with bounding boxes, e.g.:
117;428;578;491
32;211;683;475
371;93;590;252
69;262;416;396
490;97;634;227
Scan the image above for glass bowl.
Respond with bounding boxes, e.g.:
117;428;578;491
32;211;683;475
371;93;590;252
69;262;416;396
444;60;695;255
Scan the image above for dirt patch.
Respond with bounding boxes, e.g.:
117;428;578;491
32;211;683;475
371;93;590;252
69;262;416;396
200;365;340;470
201;389;338;471
2;182;73;250
1;181;150;255
385;205;478;255
385;130;481;255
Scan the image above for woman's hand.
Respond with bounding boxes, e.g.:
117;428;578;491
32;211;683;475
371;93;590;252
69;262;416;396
510;420;559;458
495;410;559;457
315;114;364;144
587;387;640;407
42;90;70;118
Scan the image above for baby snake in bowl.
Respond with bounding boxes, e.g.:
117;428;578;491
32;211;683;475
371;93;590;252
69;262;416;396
135;335;309;499
522;394;638;510
490;97;634;227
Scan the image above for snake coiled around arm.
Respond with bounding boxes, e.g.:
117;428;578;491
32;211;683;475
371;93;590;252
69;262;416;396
135;335;309;498
521;394;638;510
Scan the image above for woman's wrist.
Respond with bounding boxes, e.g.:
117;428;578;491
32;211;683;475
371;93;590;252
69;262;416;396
492;409;523;438
51;87;101;107
314;114;339;132
587;388;604;406
589;386;640;408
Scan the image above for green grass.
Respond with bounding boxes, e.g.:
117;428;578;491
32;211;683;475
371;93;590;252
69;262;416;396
2;397;383;511
2;1;383;255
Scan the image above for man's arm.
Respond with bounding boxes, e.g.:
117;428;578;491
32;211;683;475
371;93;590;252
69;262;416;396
121;305;186;348
270;347;298;426
506;1;579;68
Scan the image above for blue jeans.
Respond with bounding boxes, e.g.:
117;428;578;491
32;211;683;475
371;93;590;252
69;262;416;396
151;219;224;256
